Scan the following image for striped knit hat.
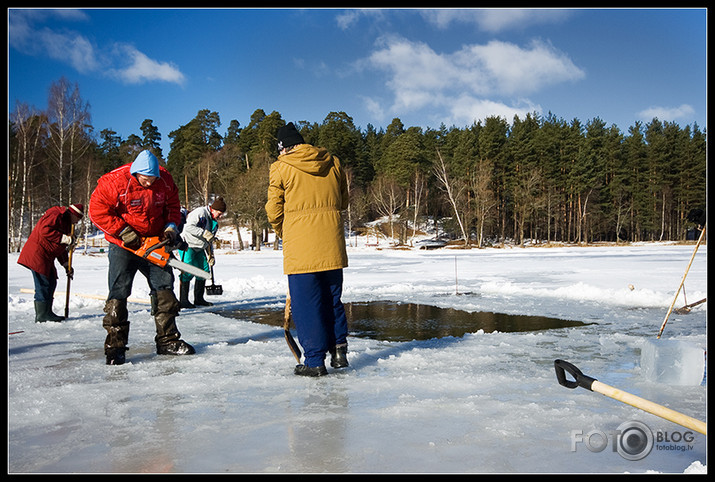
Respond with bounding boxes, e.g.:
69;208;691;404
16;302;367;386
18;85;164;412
69;203;84;219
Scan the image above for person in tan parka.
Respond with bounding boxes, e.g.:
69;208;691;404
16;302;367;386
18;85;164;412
265;122;349;377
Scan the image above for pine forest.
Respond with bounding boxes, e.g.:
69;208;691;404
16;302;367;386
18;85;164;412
8;77;707;252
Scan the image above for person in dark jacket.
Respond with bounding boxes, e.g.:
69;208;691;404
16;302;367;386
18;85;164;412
18;204;84;322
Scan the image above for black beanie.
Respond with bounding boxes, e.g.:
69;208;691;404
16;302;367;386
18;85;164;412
277;123;305;152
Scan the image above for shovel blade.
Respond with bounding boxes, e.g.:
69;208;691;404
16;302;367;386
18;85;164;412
205;285;223;296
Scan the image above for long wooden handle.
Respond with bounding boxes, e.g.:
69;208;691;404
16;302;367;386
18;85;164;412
657;225;706;338
555;359;706;435
284;292;302;363
64;224;76;319
592;380;706;435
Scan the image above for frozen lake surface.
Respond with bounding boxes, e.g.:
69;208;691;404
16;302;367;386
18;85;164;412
7;242;707;473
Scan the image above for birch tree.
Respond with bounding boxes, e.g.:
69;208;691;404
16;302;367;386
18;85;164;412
46;77;92;205
9;102;48;251
433;149;469;245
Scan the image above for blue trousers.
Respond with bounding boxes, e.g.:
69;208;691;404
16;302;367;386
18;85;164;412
106;243;174;300
288;269;347;368
32;270;57;302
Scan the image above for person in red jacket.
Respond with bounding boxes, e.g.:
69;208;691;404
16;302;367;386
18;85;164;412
18;204;84;322
89;150;194;365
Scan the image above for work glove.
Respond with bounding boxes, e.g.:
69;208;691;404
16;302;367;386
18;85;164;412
162;223;180;248
61;234;77;251
119;226;141;250
207;251;215;267
62;261;74;280
201;230;216;243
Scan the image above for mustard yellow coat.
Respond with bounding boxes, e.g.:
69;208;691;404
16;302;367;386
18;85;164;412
265;144;349;275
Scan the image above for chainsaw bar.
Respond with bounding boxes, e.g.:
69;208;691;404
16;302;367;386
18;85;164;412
120;236;210;280
167;257;210;279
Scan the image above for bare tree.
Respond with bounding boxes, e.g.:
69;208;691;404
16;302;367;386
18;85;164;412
9;102;48;251
513;166;545;246
470;158;497;248
408;171;427;246
46;77;92;205
221;152;271;251
369;174;405;244
186;150;222;207
433;149;469;246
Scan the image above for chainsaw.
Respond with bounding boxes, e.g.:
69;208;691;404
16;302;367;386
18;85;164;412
120;236;210;280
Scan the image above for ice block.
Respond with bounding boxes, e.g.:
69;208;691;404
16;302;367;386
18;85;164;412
641;338;705;385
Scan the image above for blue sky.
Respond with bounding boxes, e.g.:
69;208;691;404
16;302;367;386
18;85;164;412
8;8;707;156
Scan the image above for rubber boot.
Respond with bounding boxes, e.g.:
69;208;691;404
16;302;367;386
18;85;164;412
179;281;195;309
330;343;349;369
154;289;195;356
150;292;158;316
294;364;328;377
193;279;213;306
34;300;64;322
103;299;130;365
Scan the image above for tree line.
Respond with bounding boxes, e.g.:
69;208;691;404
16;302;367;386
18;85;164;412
9;77;707;252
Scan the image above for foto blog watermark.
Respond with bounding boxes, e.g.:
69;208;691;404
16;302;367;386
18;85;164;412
570;420;698;461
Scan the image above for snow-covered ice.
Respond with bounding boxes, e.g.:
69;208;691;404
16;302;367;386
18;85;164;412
7;240;707;473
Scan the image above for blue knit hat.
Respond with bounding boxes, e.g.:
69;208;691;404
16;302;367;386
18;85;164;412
130;150;160;177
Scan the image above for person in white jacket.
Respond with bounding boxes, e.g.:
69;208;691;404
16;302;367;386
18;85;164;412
178;197;226;308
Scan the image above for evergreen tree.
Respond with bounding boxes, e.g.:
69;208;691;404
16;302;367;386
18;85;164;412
140;119;162;158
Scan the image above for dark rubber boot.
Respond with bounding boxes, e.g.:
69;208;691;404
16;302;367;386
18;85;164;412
150;292;158;316
34;301;64;322
154;289;195;356
330;344;349;369
179;281;195;309
103;299;130;365
193;279;213;306
294;364;328;377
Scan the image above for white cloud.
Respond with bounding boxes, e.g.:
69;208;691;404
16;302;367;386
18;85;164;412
454;39;584;95
637;104;696;122
448;96;541;127
109;44;185;85
420;8;573;33
336;9;387;30
359;35;583;126
362;96;386;122
9;9;98;73
9;9;185;86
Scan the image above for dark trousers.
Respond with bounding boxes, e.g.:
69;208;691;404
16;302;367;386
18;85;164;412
107;243;174;300
288;269;347;368
31;270;57;302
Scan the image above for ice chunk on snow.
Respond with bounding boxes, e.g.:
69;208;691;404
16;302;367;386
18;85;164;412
640;339;705;385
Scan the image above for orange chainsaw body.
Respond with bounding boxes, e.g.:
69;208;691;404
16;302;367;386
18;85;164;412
121;236;171;267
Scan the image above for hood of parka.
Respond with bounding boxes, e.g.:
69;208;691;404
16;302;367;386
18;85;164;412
278;144;334;176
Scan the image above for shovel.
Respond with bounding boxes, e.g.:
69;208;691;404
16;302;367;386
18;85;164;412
284;291;302;363
205;247;222;296
554;359;706;435
64;224;76;319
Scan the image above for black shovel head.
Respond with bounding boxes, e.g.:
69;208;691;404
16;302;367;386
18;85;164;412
205;284;223;296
